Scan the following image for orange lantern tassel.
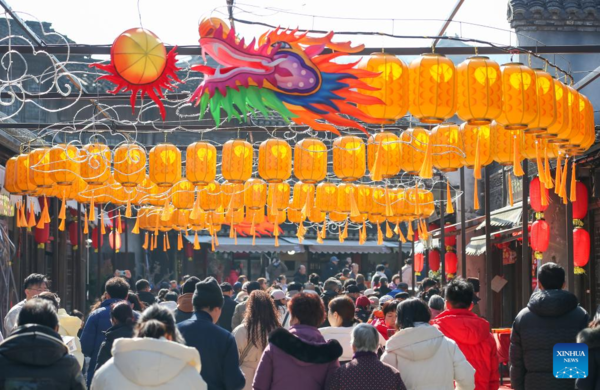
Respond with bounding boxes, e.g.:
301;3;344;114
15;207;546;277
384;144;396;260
89;197;96;222
535;141;545;184
570;162;577;202
27;202;36;228
407;221;414;241
193;231;200;250
555;153;563;194
385;221;393;239
59;193;67;221
385;189;393;217
343;219;349;240
177;232;184;250
338;225;344;243
234;228;238;245
41;196;50;224
142;232;149;249
474;178;480;210
100;211;106;235
321;220;327;239
377;223;383;245
419;140;433;179
350;190;361;218
297;224;305;243
446;181;454;214
59;218;65;231
190;195;201;220
421;219;429;240
508;174;514;207
544;147;554;189
274;222;280;247
117;211;122;234
166;233;171;250
513;135;525;176
397;223;407;243
301;190;313;220
132;214;140;234
474;131;482;180
372;141;383;181
125;198;132;218
153;233;158;250
213;232;219;248
163;234;167;252
540;176;548;207
560;158;569;204
83;211;89;234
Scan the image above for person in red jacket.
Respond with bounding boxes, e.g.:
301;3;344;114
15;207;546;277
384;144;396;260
432;278;499;390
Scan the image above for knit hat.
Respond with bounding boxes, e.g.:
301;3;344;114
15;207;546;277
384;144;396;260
192;277;224;310
345;285;360;294
356;296;371;308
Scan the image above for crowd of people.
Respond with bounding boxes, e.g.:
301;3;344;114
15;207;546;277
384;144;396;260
0;259;595;390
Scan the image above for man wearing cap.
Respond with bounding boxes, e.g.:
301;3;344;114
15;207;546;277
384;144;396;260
217;282;237;332
285;282;304;299
321;256;339;281
231;281;261;329
178;277;245;390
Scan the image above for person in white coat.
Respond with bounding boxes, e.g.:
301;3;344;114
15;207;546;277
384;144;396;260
91;305;207;390
381;298;475;390
233;290;281;390
320;296;386;363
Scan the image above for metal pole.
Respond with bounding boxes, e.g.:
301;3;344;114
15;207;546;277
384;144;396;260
97;205;102;299
484;166;493;321
521;161;531;307
440;181;446;287
566;161;575;292
460;167;467;278
411;226;416;292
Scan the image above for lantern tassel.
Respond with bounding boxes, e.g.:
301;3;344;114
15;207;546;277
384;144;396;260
152;233;157;251
385;188;393;217
274;220;280;247
59;218;65;231
560;158;569;204
535;141;545;184
396;223;407;243
40;196;50;225
125;198;132;218
446;181;454;214
421;219;429;240
555;153;563;194
117;211;122;234
132;214;140;234
342;219;349;240
513;135;525;176
570;162;577;203
474;131;482;179
407;221;414;241
508;174;514;207
297;223;305;244
385;221;393;239
89;197;96;222
27;202;36;228
544;147;554;189
143;232;148;250
101;211;106;235
178;233;183;250
59;193;67;220
161;198;170;221
83;210;89;234
349;190;361;218
377;223;383;245
372;141;383;181
419;139;433;179
474;178;480;210
194;231;200;250
190;194;201;220
540;176;548;207
300;190;313;220
321;220;327;239
166;233;171;250
163;234;167;252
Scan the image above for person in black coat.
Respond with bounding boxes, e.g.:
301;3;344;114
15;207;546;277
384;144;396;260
95;301;135;371
0;298;86;389
293;265;308;284
576;318;600;390
510;262;588;390
217;282;237;332
135;279;156;307
321;256;340;281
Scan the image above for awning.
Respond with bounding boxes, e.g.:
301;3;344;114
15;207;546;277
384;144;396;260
184;235;304;253
465;235;486;256
284;238;391;254
466;226;524;256
476;201;523;230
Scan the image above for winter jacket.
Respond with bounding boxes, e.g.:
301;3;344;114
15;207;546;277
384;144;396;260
372;317;394;340
321;261;339;282
510;289;588;390
401;265;412;287
576;326;600;390
232;324;270;390
159;300;178;312
137;291;156;307
319;325;386;362
326;351;406;390
232;301;248;330
0;324;86;389
3;299;25;335
90;337;207;390
80;298;124;386
266;261;288;283
293;272;308;285
178;311;246;390
57;308;84;369
253;325;343;390
95;322;134;371
218;295;237;332
356;308;371;323
175;292;195;324
432;308;499;390
381;323;475;390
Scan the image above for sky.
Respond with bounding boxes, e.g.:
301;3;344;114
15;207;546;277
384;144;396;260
12;0;515;51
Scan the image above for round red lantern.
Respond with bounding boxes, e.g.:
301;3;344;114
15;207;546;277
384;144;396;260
109;230;122;252
573;227;590;273
444;224;457;247
572;182;589;221
34;222;50;249
68;222;79;250
530;177;549;213
91;227;104;252
530;219;550;257
429;249;441;273
414;253;424;276
445;252;458;278
185;242;194;261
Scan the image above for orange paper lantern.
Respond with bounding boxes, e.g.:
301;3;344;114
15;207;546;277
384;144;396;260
456;56;502;125
333;136;366;182
199;182;222;211
81;143;111;185
49;144;81;185
267;182;290;211
367;132;401;179
430;123;463;172
459;123;493;168
527;69;556;134
294;138;327;183
28;148;53;189
149;143;181;187
186;142;216;186
171;180;195;209
244;178;267;210
221;181;244;211
496;63;538;130
399;127;429;174
114;143;146;187
222;140;253;183
258;139;292;183
315;182;338;213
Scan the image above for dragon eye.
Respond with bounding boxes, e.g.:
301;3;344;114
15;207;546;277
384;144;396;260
272;42;291;49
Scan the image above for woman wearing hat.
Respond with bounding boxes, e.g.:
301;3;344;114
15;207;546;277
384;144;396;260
271;290;290;328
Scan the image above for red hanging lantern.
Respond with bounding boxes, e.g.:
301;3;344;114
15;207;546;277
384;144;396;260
445;252;458;278
34;223;50;249
91;227;104;252
414;253;424;276
68;222;79;250
530;219;550;258
573;227;590;274
109;230;122;252
572;182;589;221
429;249;441;273
185;242;194;261
444;224;457;247
530;177;549;213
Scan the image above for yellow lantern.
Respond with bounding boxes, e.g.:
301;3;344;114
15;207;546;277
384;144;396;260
492;122;523;165
521;132;544;160
4;157;18;194
149;143;181;187
28;148;53;189
86;183;111;205
544;79;570;142
172;209;190;230
109;181;127;205
355;185;373;214
389;188;409;219
457;56;502;125
567;94;590;149
357;53;408;120
114;143;146;187
225;208;245;225
371;187;386;215
186;142;216;186
267;182;290;211
49;144;81;185
350;213;368;224
408;53;457;124
417;190;435;219
308;205;326;223
399;127;429;174
337;183;356;214
16;153;37;194
245;208;265;224
81;143;111;185
315;182;337;213
333;136;366;182
329;211;347;223
267;207;287;225
369;213;387;224
294;138;327;183
148;179;169;206
199;182;222;211
222;140;253;183
367;132;401;179
291;182;314;209
459;123;493;168
527;69;556;134
244;178;267;210
496;63;538;130
258;139;292;183
188;207;207;230
288;208;303;224
579;99;596;152
171;180;195;209
222;181;244;211
560;86;581;149
431;123;463;172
